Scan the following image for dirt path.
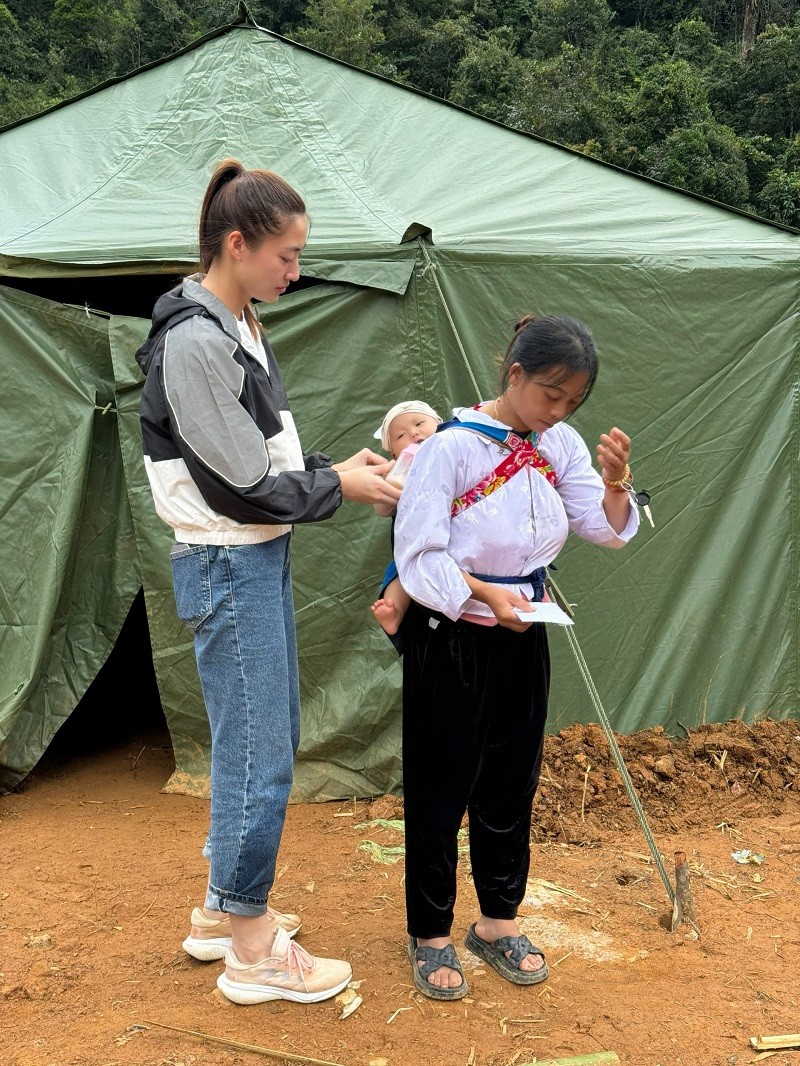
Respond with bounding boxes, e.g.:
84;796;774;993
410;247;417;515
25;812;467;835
1;720;799;1066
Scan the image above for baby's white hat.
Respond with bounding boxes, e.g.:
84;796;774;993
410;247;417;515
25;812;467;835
374;400;442;452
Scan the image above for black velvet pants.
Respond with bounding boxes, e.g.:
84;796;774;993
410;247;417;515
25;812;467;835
402;602;550;939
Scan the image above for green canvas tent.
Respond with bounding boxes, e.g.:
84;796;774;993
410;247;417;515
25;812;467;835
1;12;798;797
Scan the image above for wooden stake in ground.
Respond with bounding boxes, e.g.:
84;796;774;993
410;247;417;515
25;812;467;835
521;1054;620;1065
140;1021;347;1066
750;1034;800;1051
670;850;700;938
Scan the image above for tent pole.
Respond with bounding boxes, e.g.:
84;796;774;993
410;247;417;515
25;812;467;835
417;238;483;402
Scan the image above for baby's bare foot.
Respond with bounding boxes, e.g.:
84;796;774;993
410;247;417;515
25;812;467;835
370;597;403;636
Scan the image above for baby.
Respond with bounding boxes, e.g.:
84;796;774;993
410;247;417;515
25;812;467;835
370;401;442;637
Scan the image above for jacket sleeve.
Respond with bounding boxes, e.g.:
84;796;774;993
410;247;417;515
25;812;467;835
162;318;342;525
304;451;335;472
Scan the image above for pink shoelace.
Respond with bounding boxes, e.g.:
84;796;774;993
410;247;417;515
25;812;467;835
280;938;315;988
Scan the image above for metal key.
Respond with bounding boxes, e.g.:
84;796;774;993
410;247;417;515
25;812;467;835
635;489;655;528
622;482;655;528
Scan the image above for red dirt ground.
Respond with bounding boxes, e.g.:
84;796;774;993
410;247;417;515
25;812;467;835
2;718;799;1066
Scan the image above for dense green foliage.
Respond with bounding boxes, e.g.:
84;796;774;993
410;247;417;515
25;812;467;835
3;0;800;225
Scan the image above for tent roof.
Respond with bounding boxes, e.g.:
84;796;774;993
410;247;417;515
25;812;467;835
0;18;797;280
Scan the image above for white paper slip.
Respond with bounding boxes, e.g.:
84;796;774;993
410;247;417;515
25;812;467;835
514;602;574;626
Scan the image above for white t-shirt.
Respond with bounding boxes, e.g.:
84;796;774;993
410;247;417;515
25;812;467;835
237;317;270;376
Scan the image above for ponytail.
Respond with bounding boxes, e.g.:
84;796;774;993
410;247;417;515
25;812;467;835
199;159;246;272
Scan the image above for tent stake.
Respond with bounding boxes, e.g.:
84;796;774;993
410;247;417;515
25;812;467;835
140;1020;347;1065
520;1054;620;1065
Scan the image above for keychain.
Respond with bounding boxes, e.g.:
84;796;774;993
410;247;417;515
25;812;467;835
621;481;654;527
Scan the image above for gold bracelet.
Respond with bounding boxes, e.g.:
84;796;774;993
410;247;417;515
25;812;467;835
603;464;632;489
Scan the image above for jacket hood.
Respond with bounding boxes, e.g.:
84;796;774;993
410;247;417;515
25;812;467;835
135;276;240;374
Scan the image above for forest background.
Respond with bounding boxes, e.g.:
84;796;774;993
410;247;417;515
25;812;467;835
1;0;799;226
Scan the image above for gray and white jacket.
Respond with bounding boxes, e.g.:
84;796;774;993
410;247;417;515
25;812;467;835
136;277;342;545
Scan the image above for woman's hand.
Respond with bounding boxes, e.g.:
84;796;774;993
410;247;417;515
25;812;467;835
338;464;402;507
484;586;535;631
596;427;631;482
332;448;387;473
463;574;533;632
597;427;634;534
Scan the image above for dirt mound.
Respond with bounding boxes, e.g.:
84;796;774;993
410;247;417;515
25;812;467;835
534;717;800;840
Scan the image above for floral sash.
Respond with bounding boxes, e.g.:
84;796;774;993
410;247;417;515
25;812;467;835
449;425;557;519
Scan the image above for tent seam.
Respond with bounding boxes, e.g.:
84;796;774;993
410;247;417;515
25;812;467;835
254;38;407;241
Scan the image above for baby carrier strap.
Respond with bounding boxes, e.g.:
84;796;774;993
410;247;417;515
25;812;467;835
437;418;557;519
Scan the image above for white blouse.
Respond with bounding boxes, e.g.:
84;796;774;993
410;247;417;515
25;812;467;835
394;406;638;622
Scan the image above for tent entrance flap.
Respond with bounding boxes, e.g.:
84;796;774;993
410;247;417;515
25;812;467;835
0;285;142;788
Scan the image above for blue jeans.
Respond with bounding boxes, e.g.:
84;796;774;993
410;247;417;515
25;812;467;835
171;534;300;916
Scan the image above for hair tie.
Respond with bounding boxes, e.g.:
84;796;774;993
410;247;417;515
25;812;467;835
211;167;241;203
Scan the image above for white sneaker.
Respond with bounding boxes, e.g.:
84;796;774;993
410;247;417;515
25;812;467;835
217;926;352;1004
182;905;302;961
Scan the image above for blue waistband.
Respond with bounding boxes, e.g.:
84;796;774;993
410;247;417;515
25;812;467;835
470;566;546;586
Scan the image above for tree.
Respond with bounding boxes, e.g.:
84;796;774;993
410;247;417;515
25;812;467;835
50;0;138;79
292;0;385;71
249;0;308;35
605;0;698;32
526;0;614;58
392;15;477;98
449;30;525;120
614;26;667;70
670;17;717;65
757;165;800;223
743;20;800;138
507;43;618;147
626;59;711;147
704;46;747;129
781;132;800;169
742;0;760;59
0;2;23;77
739;132;779;190
641;121;750;206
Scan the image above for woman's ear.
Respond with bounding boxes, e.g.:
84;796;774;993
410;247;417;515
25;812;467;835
506;362;523;388
226;229;246;260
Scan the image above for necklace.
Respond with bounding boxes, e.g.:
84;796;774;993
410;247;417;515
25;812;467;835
491;395;506;423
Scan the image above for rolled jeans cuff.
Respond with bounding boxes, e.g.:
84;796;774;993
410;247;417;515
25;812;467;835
205;883;268;917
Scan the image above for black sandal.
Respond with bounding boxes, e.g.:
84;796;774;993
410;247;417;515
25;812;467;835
408;937;469;1001
465;923;549;986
